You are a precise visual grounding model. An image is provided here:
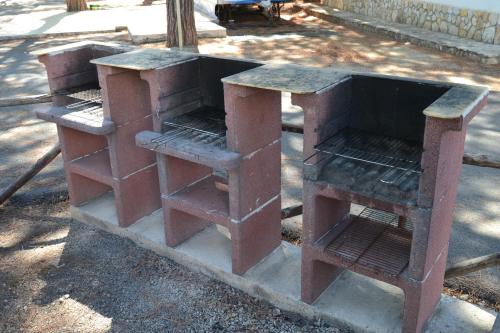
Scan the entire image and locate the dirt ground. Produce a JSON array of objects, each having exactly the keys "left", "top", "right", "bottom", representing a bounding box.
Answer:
[
  {"left": 1, "top": 4, "right": 499, "bottom": 332},
  {"left": 196, "top": 5, "right": 500, "bottom": 91},
  {"left": 0, "top": 199, "right": 345, "bottom": 333}
]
